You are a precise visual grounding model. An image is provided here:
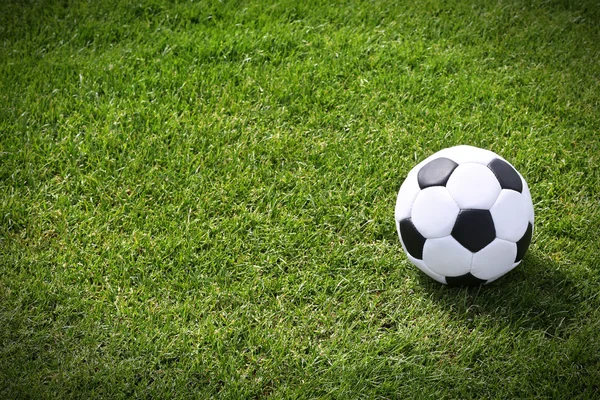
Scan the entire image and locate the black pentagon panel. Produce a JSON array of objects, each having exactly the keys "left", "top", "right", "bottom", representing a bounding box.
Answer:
[
  {"left": 488, "top": 158, "right": 523, "bottom": 193},
  {"left": 515, "top": 222, "right": 533, "bottom": 262},
  {"left": 417, "top": 157, "right": 459, "bottom": 189},
  {"left": 446, "top": 273, "right": 487, "bottom": 287},
  {"left": 451, "top": 210, "right": 496, "bottom": 253},
  {"left": 399, "top": 218, "right": 426, "bottom": 260}
]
